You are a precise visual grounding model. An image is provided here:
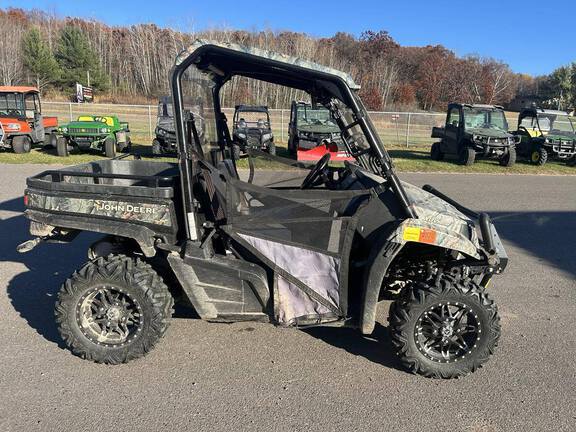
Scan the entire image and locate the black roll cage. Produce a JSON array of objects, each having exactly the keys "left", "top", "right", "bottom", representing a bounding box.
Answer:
[{"left": 170, "top": 43, "right": 417, "bottom": 240}]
